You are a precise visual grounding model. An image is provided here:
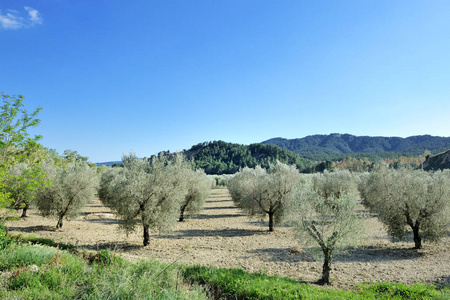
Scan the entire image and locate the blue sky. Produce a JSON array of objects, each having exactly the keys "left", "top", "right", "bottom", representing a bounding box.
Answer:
[{"left": 1, "top": 1, "right": 450, "bottom": 162}]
